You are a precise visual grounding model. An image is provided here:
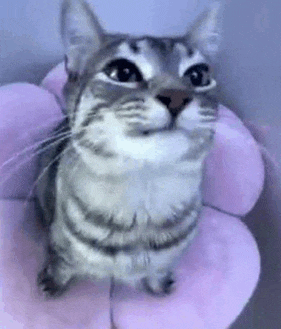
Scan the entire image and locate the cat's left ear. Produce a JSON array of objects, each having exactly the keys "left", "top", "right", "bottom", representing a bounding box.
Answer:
[
  {"left": 187, "top": 2, "right": 222, "bottom": 58},
  {"left": 61, "top": 0, "right": 105, "bottom": 80}
]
